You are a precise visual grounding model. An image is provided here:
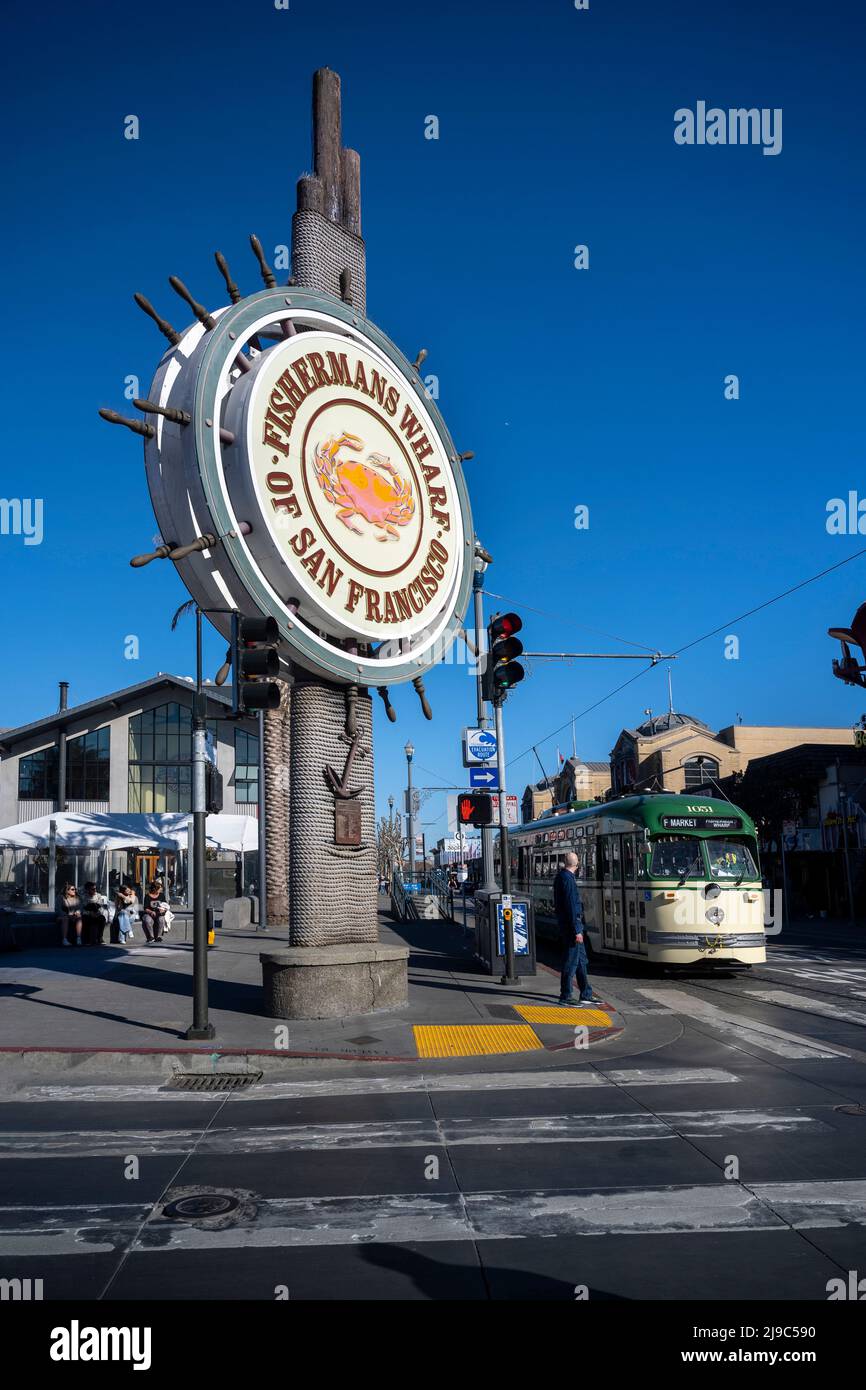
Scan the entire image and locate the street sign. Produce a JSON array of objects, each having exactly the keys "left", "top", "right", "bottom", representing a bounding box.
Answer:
[
  {"left": 489, "top": 794, "right": 519, "bottom": 826},
  {"left": 469, "top": 766, "right": 500, "bottom": 790},
  {"left": 463, "top": 728, "right": 498, "bottom": 765}
]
